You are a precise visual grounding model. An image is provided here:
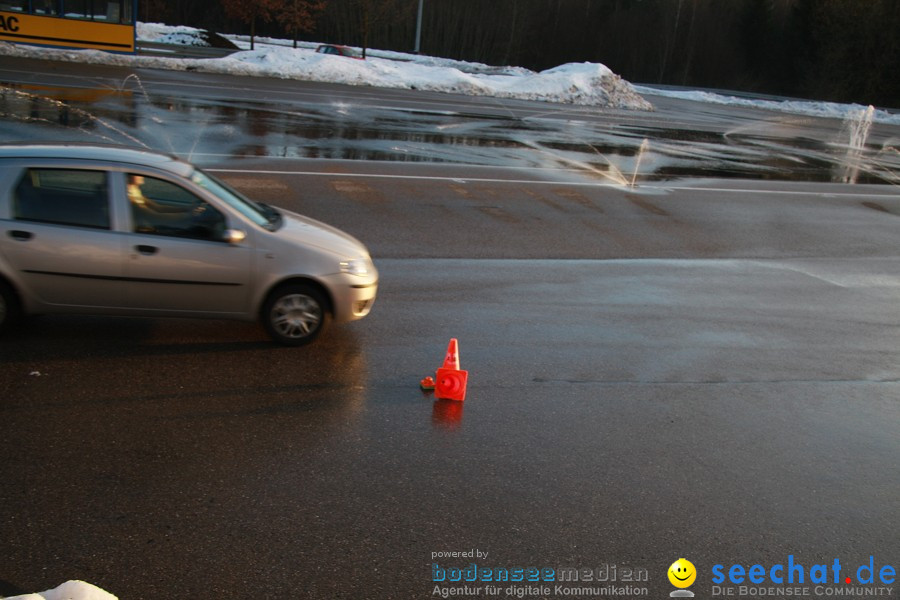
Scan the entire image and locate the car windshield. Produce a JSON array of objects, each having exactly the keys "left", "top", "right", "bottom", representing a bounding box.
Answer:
[{"left": 190, "top": 169, "right": 282, "bottom": 230}]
